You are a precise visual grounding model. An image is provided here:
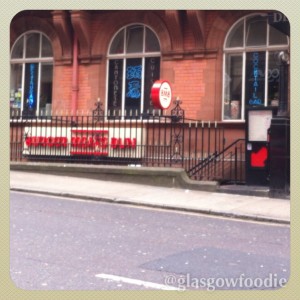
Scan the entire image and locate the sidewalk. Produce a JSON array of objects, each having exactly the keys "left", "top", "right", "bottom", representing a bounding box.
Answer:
[{"left": 10, "top": 170, "right": 290, "bottom": 224}]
